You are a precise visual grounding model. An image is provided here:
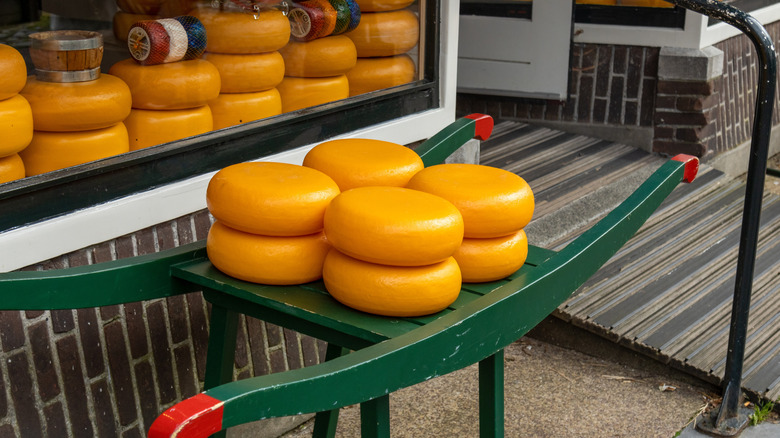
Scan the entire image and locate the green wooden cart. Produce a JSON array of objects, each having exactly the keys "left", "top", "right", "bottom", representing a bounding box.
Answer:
[{"left": 0, "top": 115, "right": 698, "bottom": 437}]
